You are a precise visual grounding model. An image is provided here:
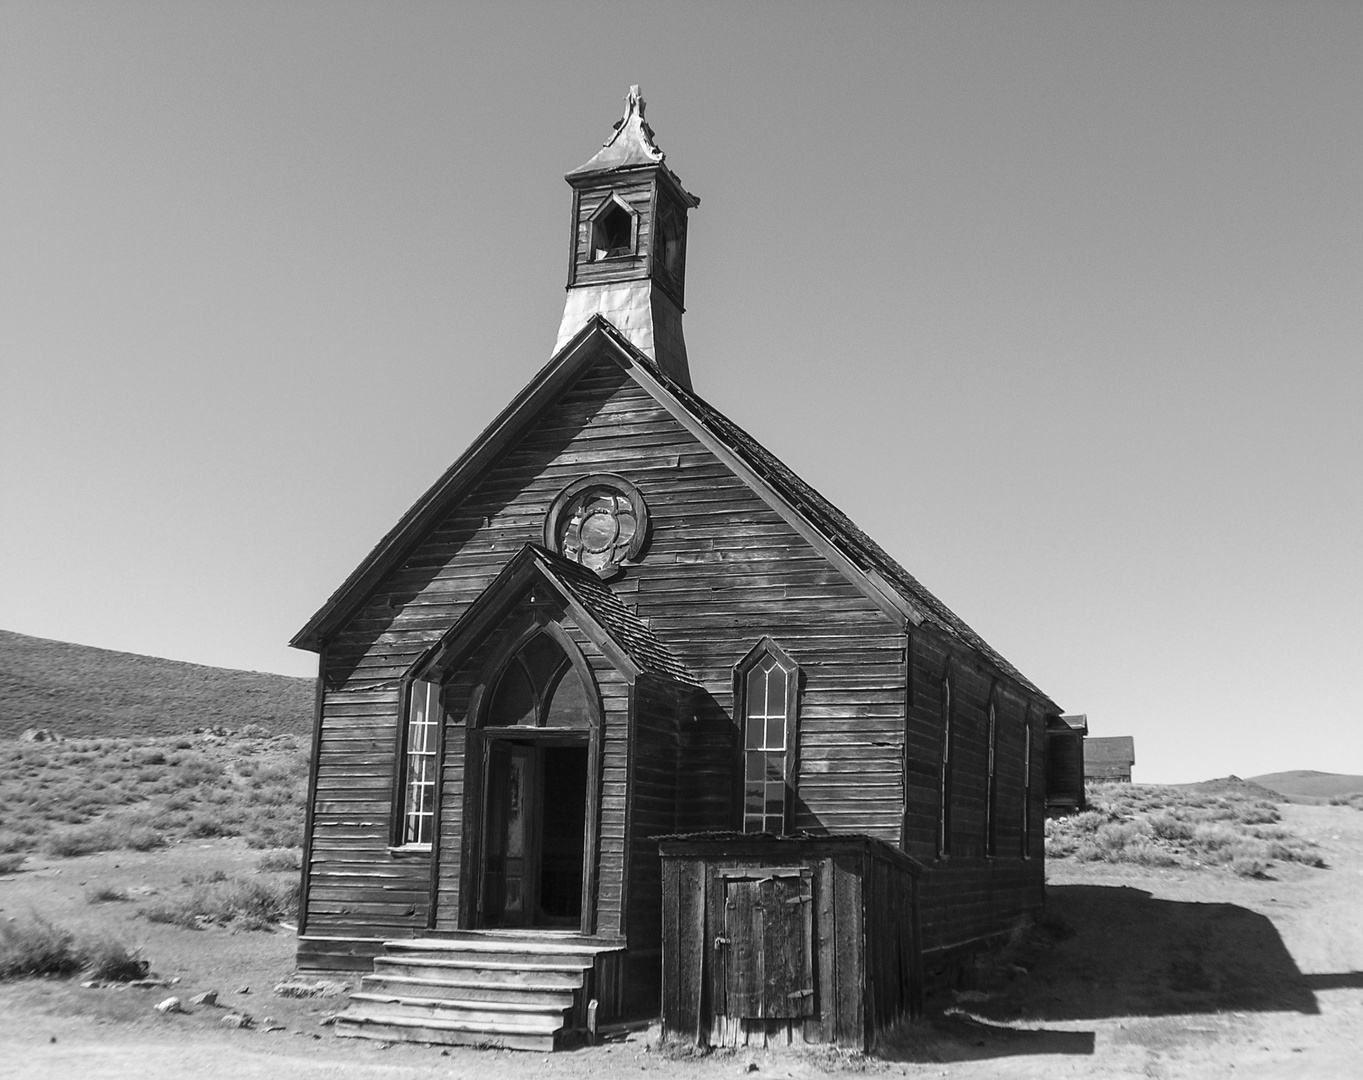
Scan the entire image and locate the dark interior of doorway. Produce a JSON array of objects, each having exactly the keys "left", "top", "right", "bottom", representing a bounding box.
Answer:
[{"left": 539, "top": 744, "right": 587, "bottom": 922}]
